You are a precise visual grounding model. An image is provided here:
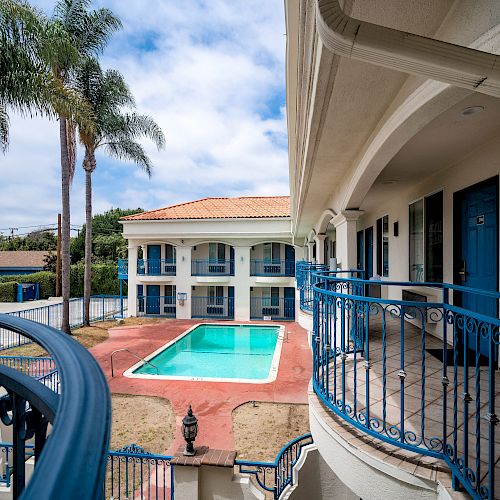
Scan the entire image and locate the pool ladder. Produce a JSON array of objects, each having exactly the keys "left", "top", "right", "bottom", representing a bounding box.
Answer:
[{"left": 110, "top": 348, "right": 160, "bottom": 377}]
